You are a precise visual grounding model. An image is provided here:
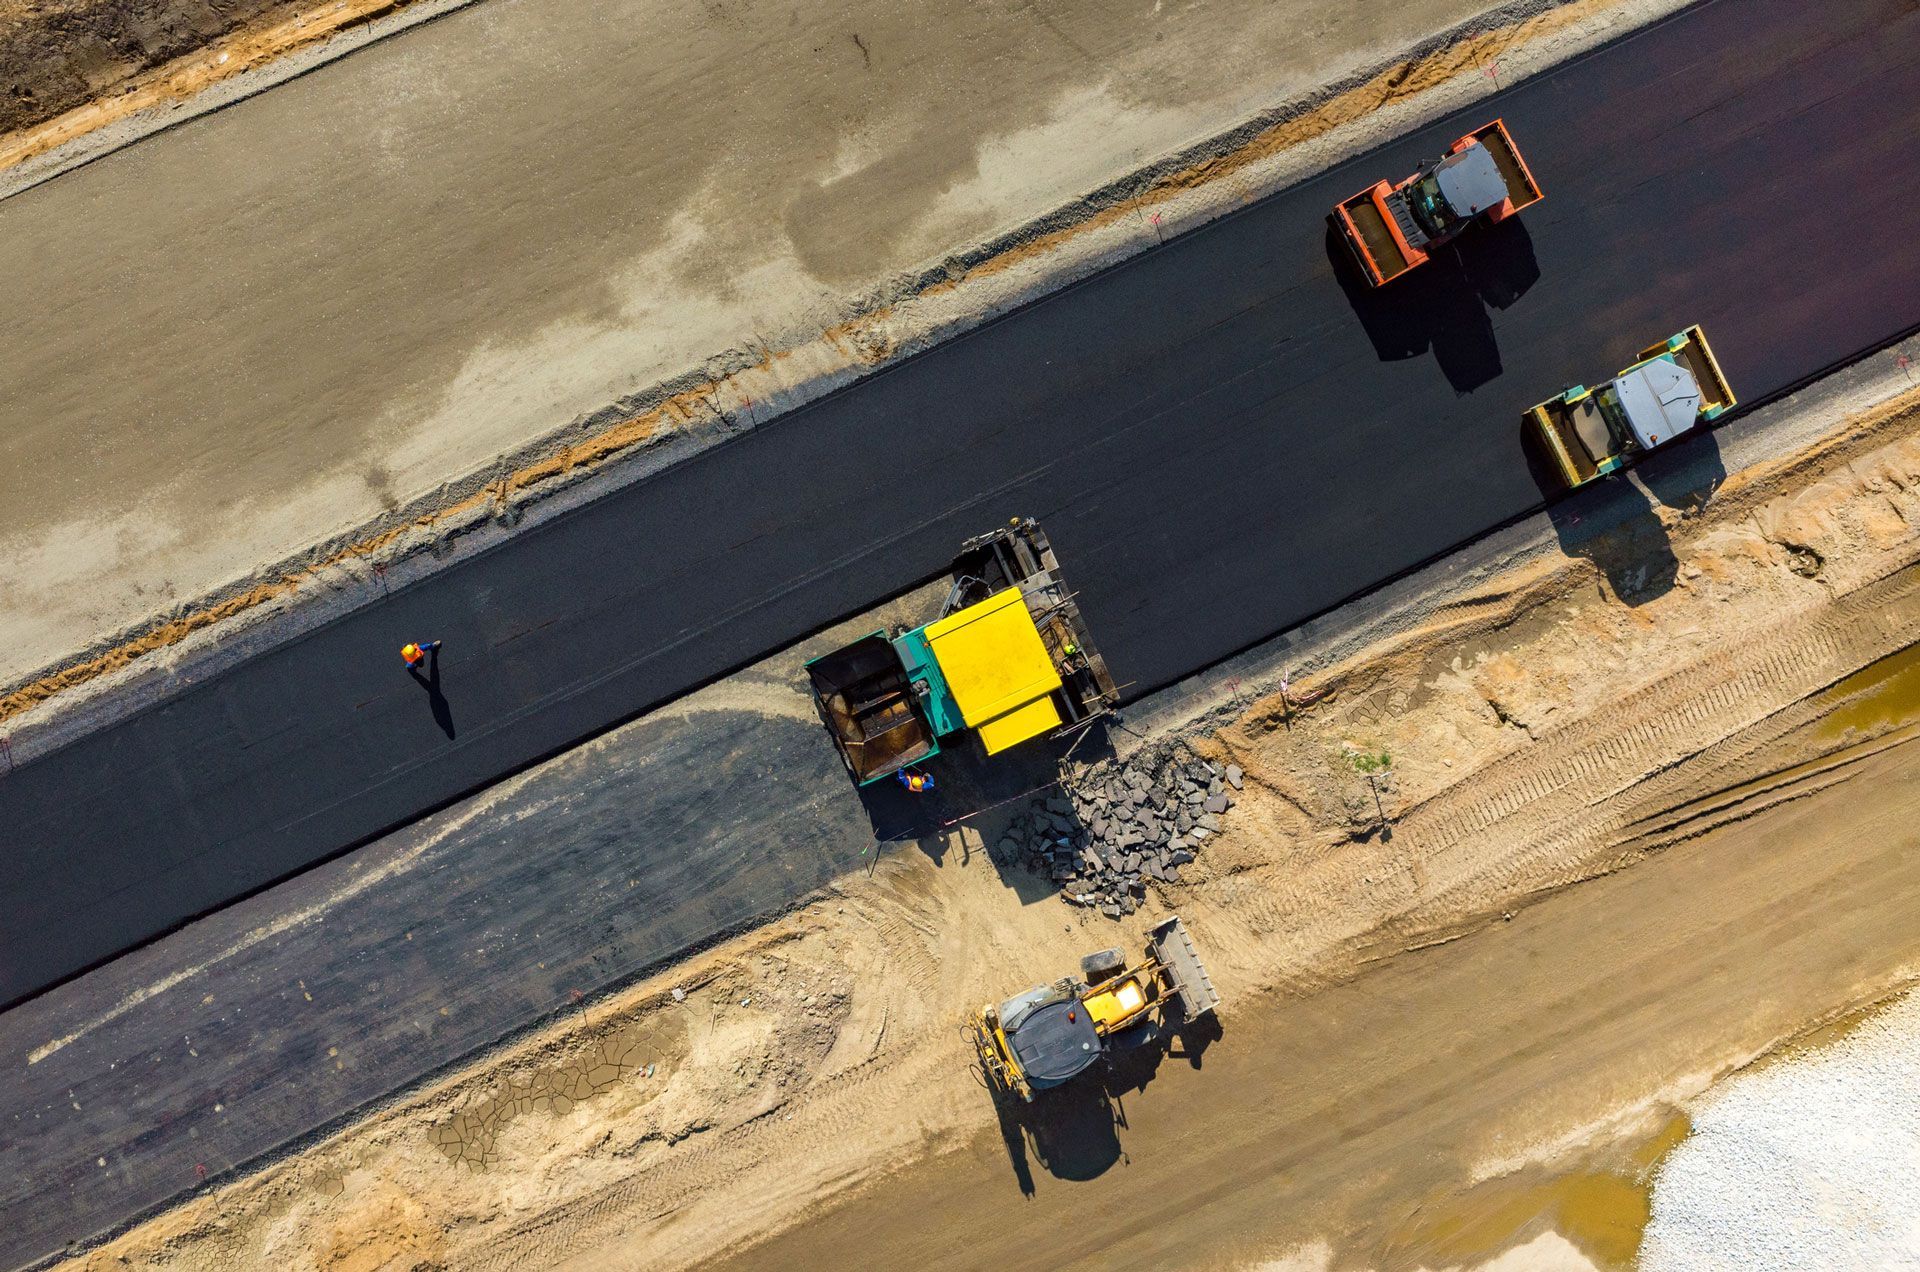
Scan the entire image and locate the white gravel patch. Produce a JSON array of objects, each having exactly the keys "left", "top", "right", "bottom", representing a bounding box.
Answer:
[{"left": 1643, "top": 991, "right": 1920, "bottom": 1271}]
